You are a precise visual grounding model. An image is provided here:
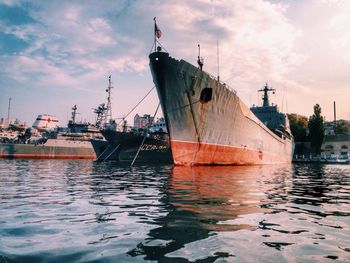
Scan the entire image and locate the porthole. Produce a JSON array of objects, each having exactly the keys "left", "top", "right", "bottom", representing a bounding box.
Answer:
[{"left": 200, "top": 87, "right": 212, "bottom": 103}]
